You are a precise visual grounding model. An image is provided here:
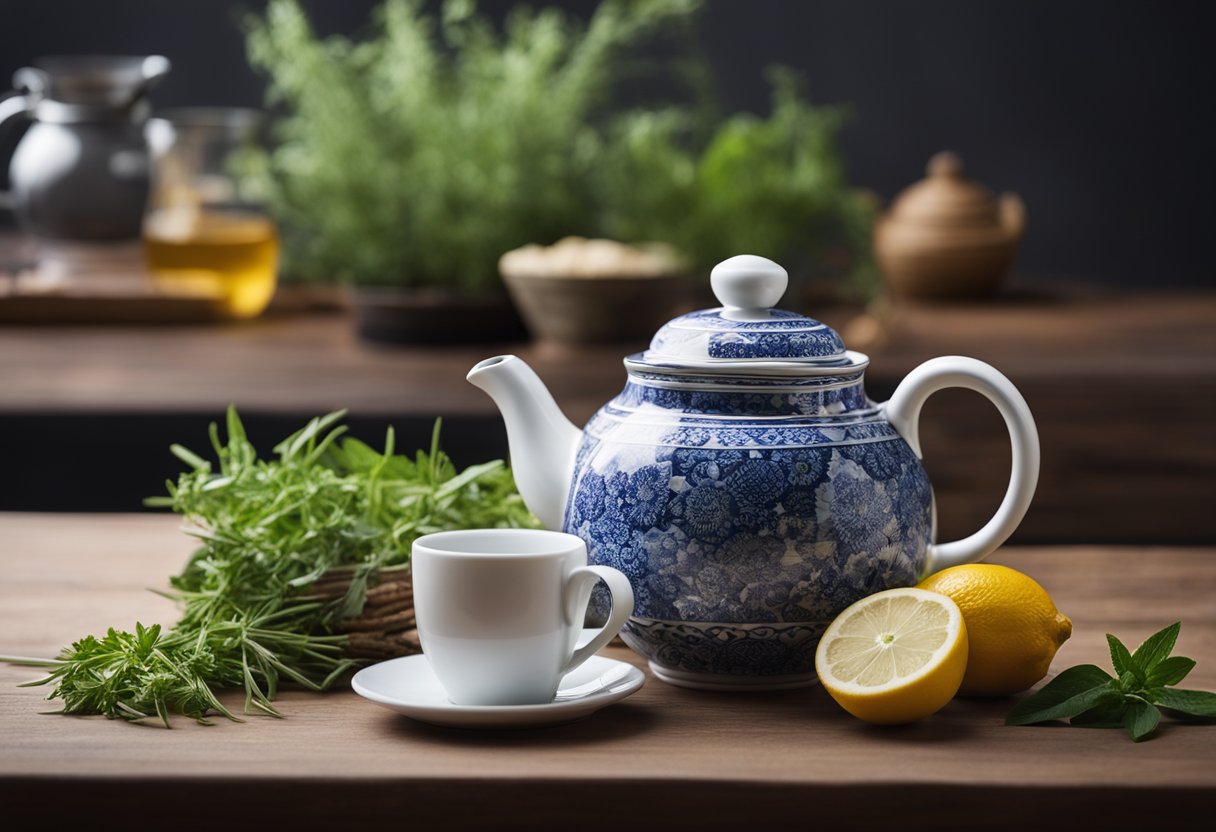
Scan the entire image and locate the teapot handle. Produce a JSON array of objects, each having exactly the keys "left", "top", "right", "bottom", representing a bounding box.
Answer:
[
  {"left": 1000, "top": 192, "right": 1026, "bottom": 240},
  {"left": 884, "top": 356, "right": 1040, "bottom": 575},
  {"left": 0, "top": 93, "right": 32, "bottom": 210}
]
